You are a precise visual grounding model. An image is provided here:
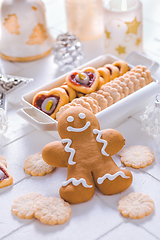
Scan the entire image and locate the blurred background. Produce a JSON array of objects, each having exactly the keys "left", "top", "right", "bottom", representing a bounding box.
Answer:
[{"left": 0, "top": 0, "right": 160, "bottom": 66}]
